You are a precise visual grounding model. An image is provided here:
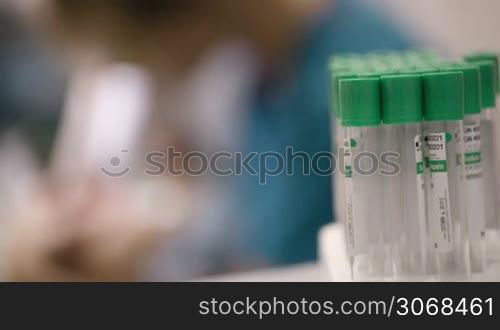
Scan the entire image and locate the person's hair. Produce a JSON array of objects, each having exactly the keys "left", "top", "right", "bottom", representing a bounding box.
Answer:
[
  {"left": 52, "top": 0, "right": 193, "bottom": 23},
  {"left": 44, "top": 0, "right": 203, "bottom": 58},
  {"left": 42, "top": 0, "right": 304, "bottom": 69}
]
